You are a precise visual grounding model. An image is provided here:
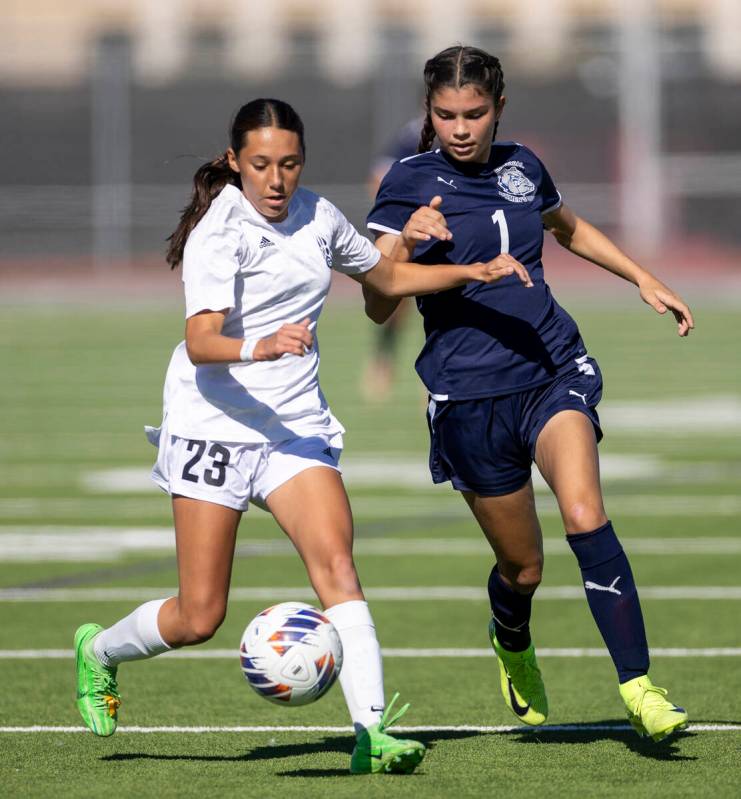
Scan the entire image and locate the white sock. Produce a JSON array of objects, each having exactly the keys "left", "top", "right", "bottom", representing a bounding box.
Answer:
[
  {"left": 324, "top": 599, "right": 385, "bottom": 733},
  {"left": 93, "top": 598, "right": 172, "bottom": 667}
]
